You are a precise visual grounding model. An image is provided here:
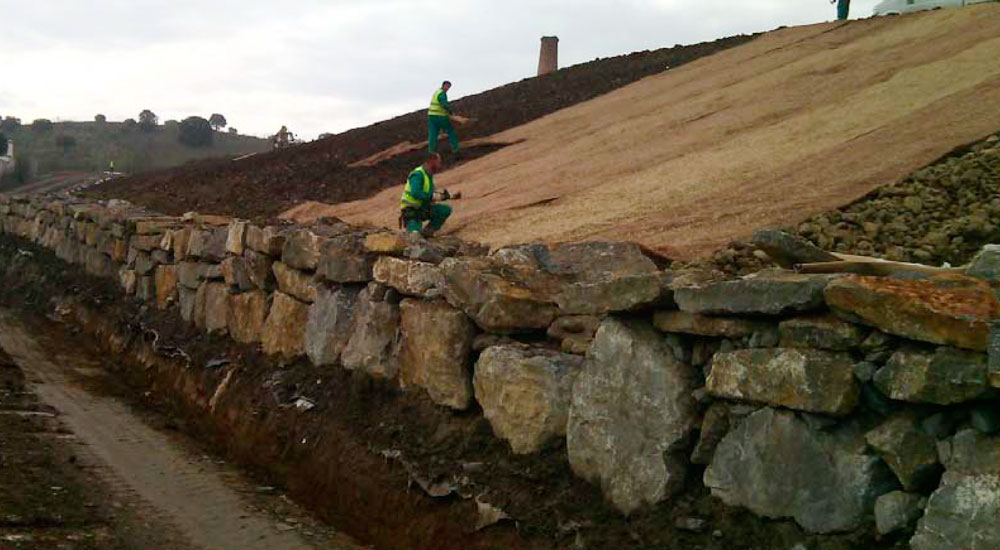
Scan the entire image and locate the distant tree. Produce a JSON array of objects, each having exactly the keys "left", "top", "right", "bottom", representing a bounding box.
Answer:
[
  {"left": 31, "top": 119, "right": 54, "bottom": 133},
  {"left": 138, "top": 109, "right": 158, "bottom": 132},
  {"left": 121, "top": 118, "right": 138, "bottom": 132},
  {"left": 0, "top": 133, "right": 8, "bottom": 155},
  {"left": 228, "top": 127, "right": 238, "bottom": 135},
  {"left": 0, "top": 117, "right": 21, "bottom": 133},
  {"left": 54, "top": 134, "right": 77, "bottom": 153},
  {"left": 164, "top": 119, "right": 180, "bottom": 131},
  {"left": 208, "top": 113, "right": 227, "bottom": 131},
  {"left": 178, "top": 116, "right": 214, "bottom": 148},
  {"left": 94, "top": 114, "right": 107, "bottom": 123}
]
